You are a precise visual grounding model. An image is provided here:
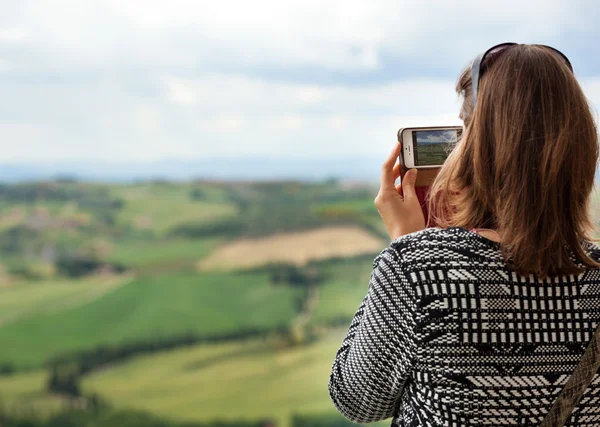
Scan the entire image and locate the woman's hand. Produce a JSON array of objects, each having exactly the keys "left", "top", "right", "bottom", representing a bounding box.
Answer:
[{"left": 374, "top": 142, "right": 426, "bottom": 240}]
